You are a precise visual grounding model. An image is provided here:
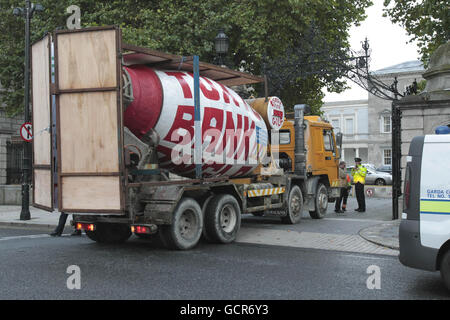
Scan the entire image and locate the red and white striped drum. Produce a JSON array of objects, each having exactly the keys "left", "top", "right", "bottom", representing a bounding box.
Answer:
[{"left": 123, "top": 65, "right": 280, "bottom": 178}]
